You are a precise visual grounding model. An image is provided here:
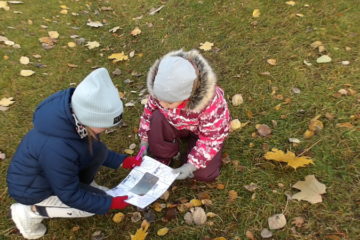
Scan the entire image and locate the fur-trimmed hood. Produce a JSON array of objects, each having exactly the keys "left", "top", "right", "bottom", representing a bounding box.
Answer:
[{"left": 147, "top": 49, "right": 217, "bottom": 112}]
